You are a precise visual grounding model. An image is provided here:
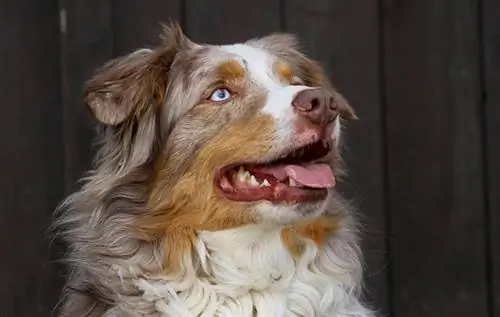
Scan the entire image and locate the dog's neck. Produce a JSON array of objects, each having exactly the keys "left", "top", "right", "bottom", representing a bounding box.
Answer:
[{"left": 132, "top": 220, "right": 373, "bottom": 317}]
